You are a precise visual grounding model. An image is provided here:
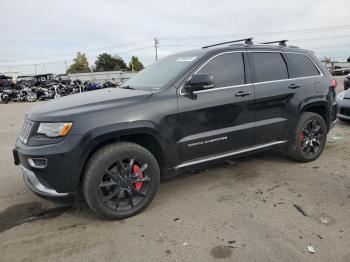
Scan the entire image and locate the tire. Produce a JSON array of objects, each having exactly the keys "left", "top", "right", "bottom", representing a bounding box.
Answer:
[
  {"left": 26, "top": 92, "right": 37, "bottom": 102},
  {"left": 284, "top": 112, "right": 327, "bottom": 162},
  {"left": 1, "top": 94, "right": 9, "bottom": 104},
  {"left": 83, "top": 142, "right": 160, "bottom": 220}
]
